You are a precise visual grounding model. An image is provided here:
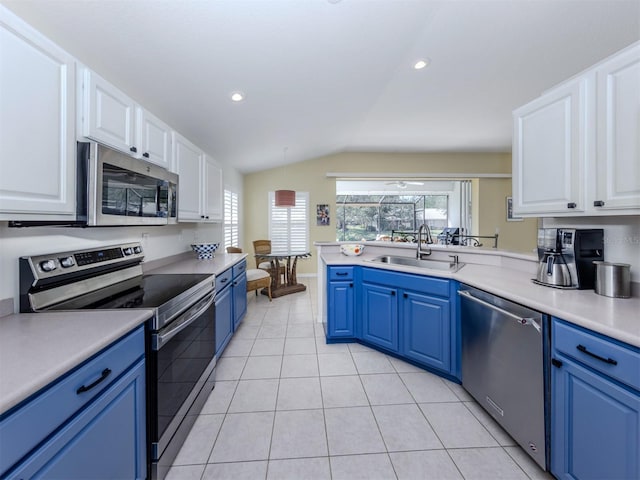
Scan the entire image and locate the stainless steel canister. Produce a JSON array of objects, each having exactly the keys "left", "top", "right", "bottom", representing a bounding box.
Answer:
[{"left": 593, "top": 261, "right": 631, "bottom": 298}]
